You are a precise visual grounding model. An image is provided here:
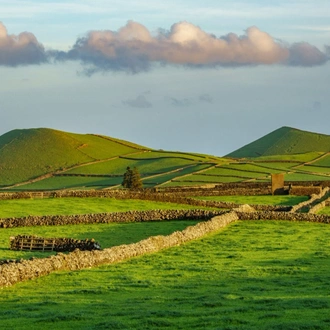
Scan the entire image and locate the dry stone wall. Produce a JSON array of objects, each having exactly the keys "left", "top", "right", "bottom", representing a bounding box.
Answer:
[
  {"left": 0, "top": 209, "right": 225, "bottom": 228},
  {"left": 1, "top": 207, "right": 330, "bottom": 287},
  {"left": 0, "top": 211, "right": 239, "bottom": 287}
]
